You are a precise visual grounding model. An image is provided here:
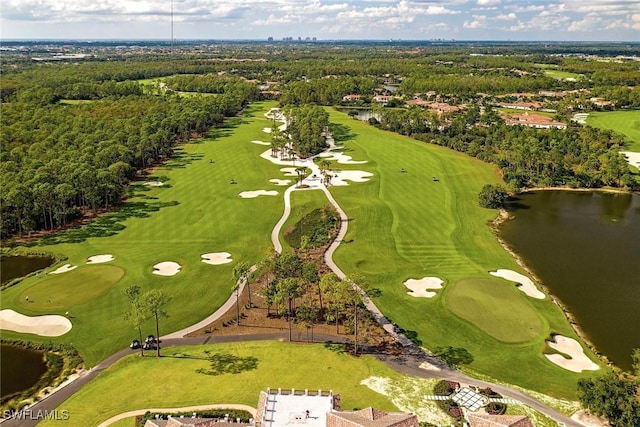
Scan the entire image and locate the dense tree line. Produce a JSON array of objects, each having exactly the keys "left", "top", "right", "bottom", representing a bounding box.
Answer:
[
  {"left": 283, "top": 105, "right": 330, "bottom": 157},
  {"left": 372, "top": 106, "right": 638, "bottom": 190},
  {"left": 1, "top": 87, "right": 255, "bottom": 239}
]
